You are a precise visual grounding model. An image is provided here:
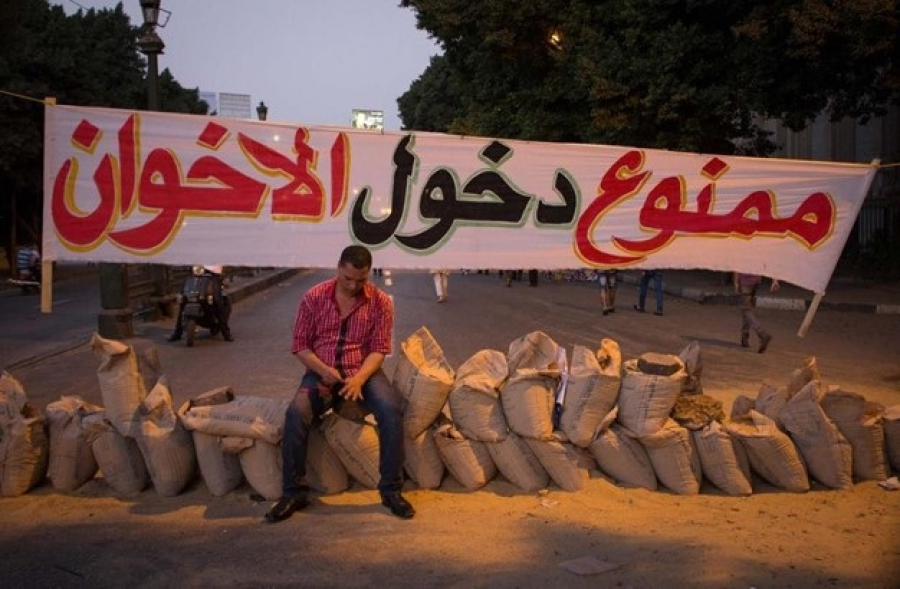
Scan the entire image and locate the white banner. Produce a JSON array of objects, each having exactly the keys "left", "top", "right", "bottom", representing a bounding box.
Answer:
[{"left": 44, "top": 105, "right": 876, "bottom": 293}]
